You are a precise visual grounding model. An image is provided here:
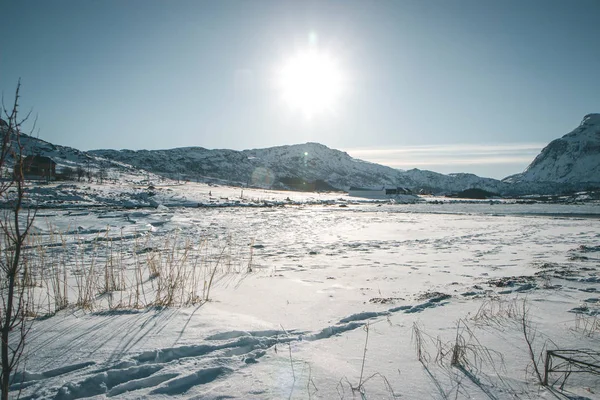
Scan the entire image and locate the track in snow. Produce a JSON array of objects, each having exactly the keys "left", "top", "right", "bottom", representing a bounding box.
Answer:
[{"left": 15, "top": 294, "right": 451, "bottom": 399}]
